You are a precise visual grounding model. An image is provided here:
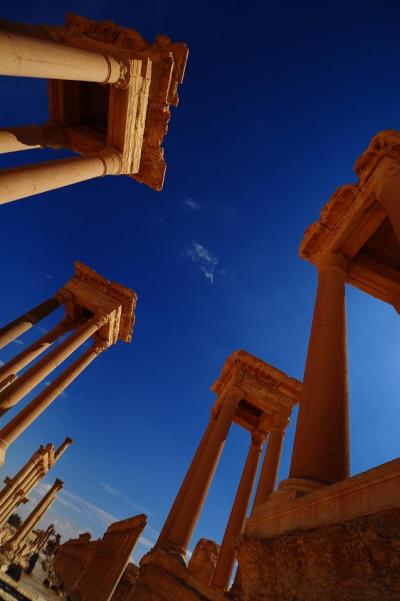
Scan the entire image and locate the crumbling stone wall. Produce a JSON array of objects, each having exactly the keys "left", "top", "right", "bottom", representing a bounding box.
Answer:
[{"left": 237, "top": 509, "right": 400, "bottom": 601}]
